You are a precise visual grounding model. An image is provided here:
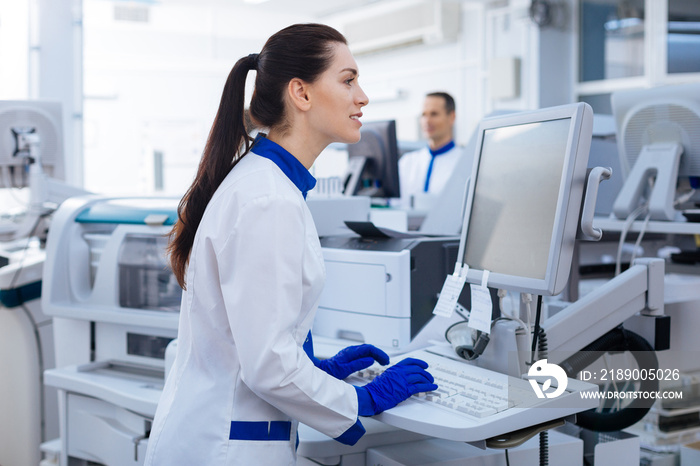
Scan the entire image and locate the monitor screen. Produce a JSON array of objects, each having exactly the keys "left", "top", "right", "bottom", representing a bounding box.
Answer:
[
  {"left": 457, "top": 103, "right": 594, "bottom": 296},
  {"left": 344, "top": 120, "right": 400, "bottom": 198}
]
